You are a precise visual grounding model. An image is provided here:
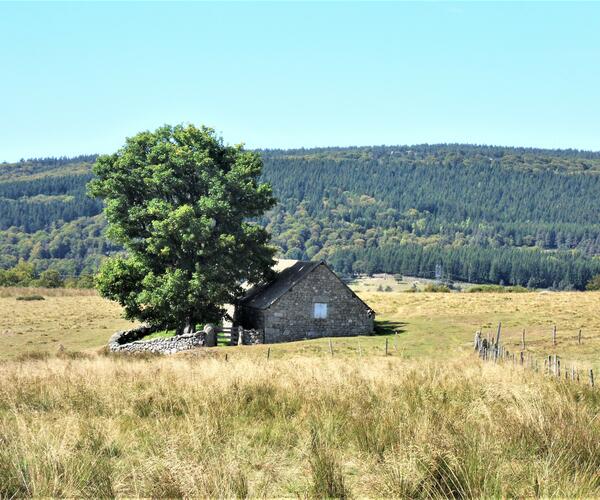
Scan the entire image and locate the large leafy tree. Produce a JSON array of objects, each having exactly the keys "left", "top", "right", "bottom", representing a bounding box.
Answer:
[{"left": 88, "top": 124, "right": 276, "bottom": 333}]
